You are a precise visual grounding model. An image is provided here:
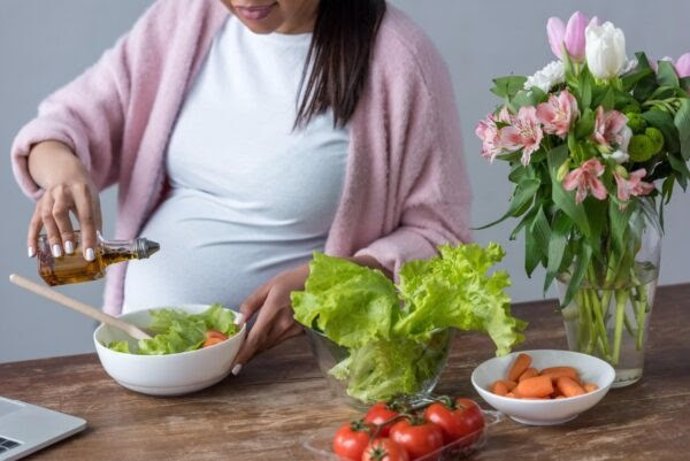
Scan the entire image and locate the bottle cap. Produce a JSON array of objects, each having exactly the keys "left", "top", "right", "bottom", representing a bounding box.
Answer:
[{"left": 136, "top": 238, "right": 160, "bottom": 259}]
